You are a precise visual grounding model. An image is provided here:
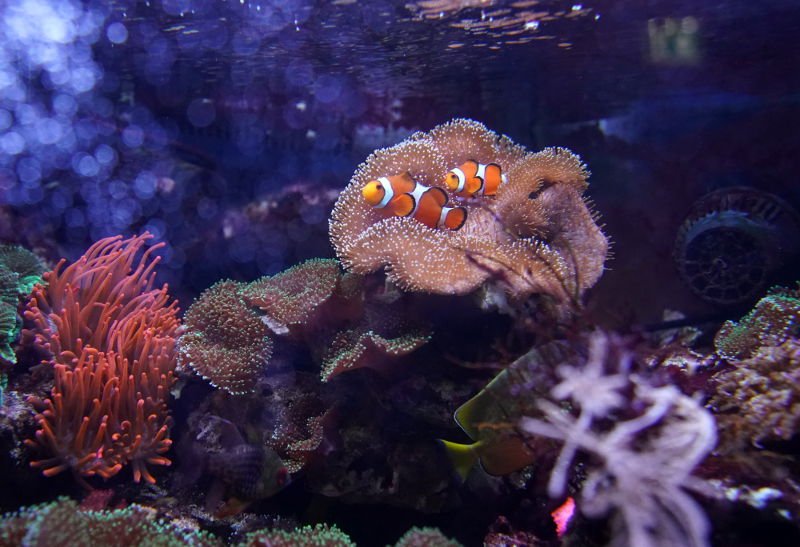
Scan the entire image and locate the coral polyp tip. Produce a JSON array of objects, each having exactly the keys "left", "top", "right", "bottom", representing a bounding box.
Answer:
[{"left": 329, "top": 118, "right": 607, "bottom": 302}]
